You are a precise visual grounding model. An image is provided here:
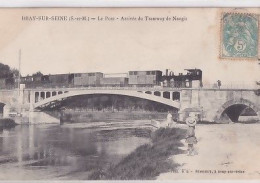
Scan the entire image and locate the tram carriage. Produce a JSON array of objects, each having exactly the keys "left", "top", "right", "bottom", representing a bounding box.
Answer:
[{"left": 128, "top": 70, "right": 162, "bottom": 87}]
